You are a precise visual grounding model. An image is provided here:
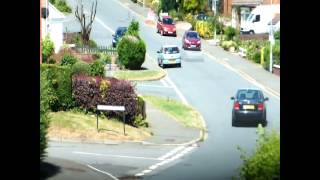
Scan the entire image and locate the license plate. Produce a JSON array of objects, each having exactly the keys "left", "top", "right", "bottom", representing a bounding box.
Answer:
[
  {"left": 169, "top": 59, "right": 175, "bottom": 63},
  {"left": 168, "top": 31, "right": 173, "bottom": 34},
  {"left": 243, "top": 105, "right": 255, "bottom": 110},
  {"left": 191, "top": 45, "right": 196, "bottom": 48}
]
